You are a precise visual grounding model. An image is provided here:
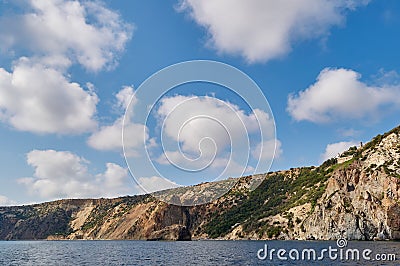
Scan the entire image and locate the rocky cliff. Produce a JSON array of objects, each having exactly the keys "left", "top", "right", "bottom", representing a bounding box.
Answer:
[
  {"left": 299, "top": 127, "right": 400, "bottom": 240},
  {"left": 1, "top": 125, "right": 400, "bottom": 241}
]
